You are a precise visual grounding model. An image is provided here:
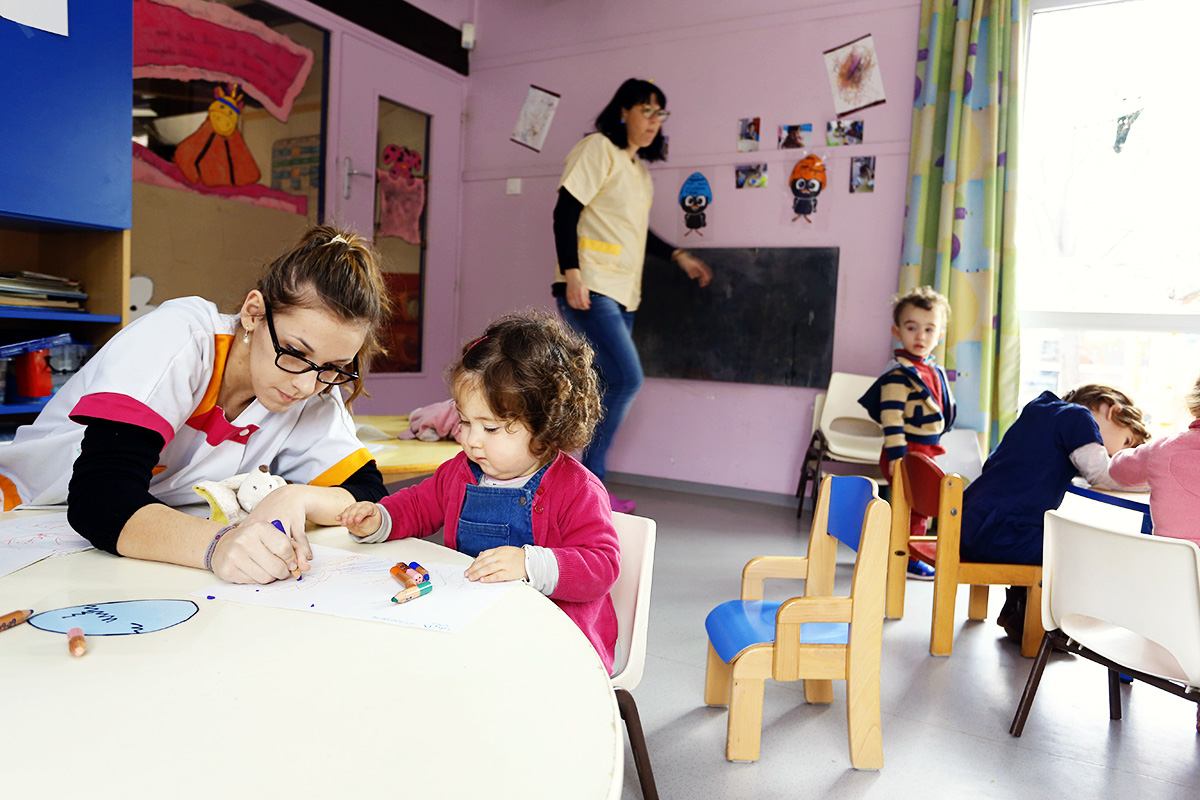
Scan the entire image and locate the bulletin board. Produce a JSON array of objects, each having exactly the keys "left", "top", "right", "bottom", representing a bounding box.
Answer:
[{"left": 633, "top": 247, "right": 838, "bottom": 388}]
